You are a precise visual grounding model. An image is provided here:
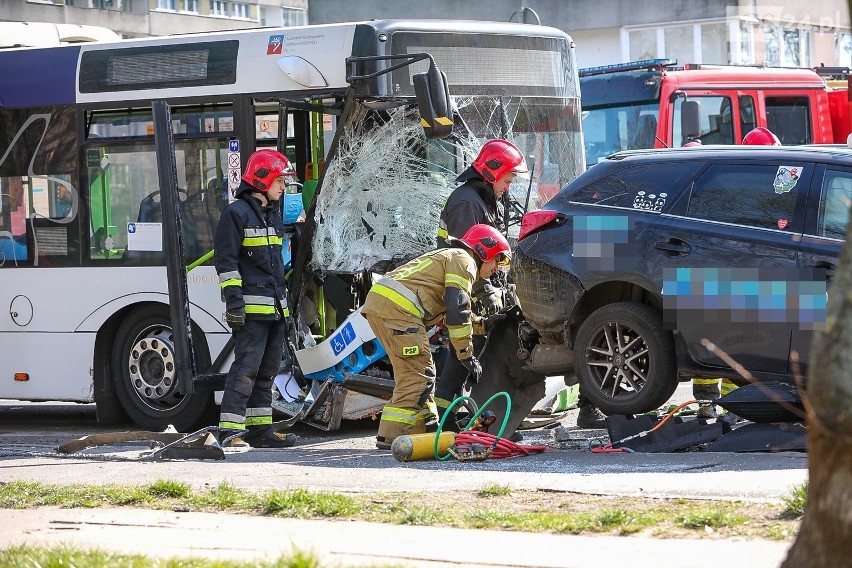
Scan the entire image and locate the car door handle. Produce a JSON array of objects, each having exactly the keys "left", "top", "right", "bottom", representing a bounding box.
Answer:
[
  {"left": 812, "top": 261, "right": 836, "bottom": 279},
  {"left": 654, "top": 239, "right": 692, "bottom": 256}
]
